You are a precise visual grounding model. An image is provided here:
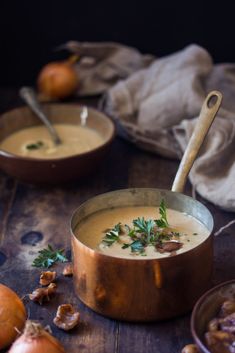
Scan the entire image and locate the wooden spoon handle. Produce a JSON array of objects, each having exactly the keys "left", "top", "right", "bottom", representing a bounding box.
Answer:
[{"left": 171, "top": 90, "right": 223, "bottom": 193}]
